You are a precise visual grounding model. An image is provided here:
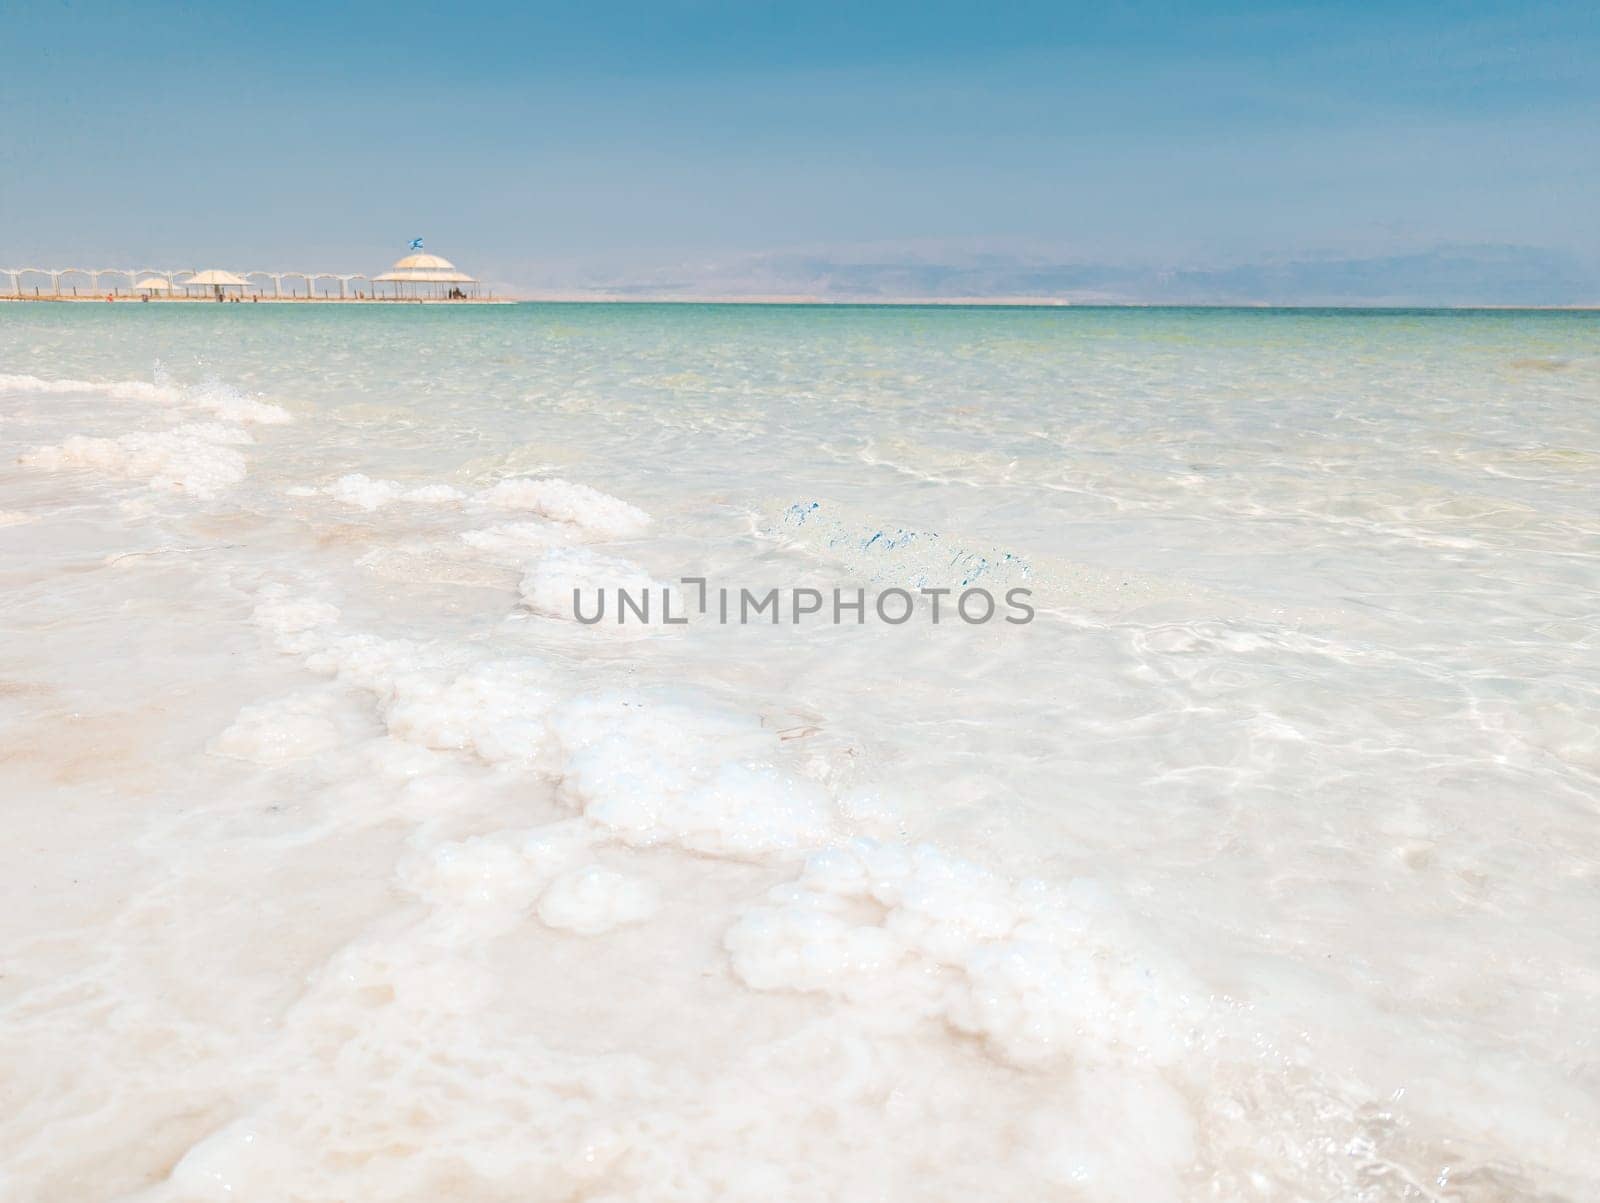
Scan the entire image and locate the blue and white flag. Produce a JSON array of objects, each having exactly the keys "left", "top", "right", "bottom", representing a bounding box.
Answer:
[{"left": 409, "top": 238, "right": 424, "bottom": 250}]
